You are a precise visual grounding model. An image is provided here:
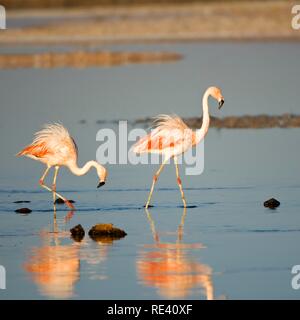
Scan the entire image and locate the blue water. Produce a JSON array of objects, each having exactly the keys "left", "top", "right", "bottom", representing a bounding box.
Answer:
[{"left": 0, "top": 42, "right": 300, "bottom": 299}]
